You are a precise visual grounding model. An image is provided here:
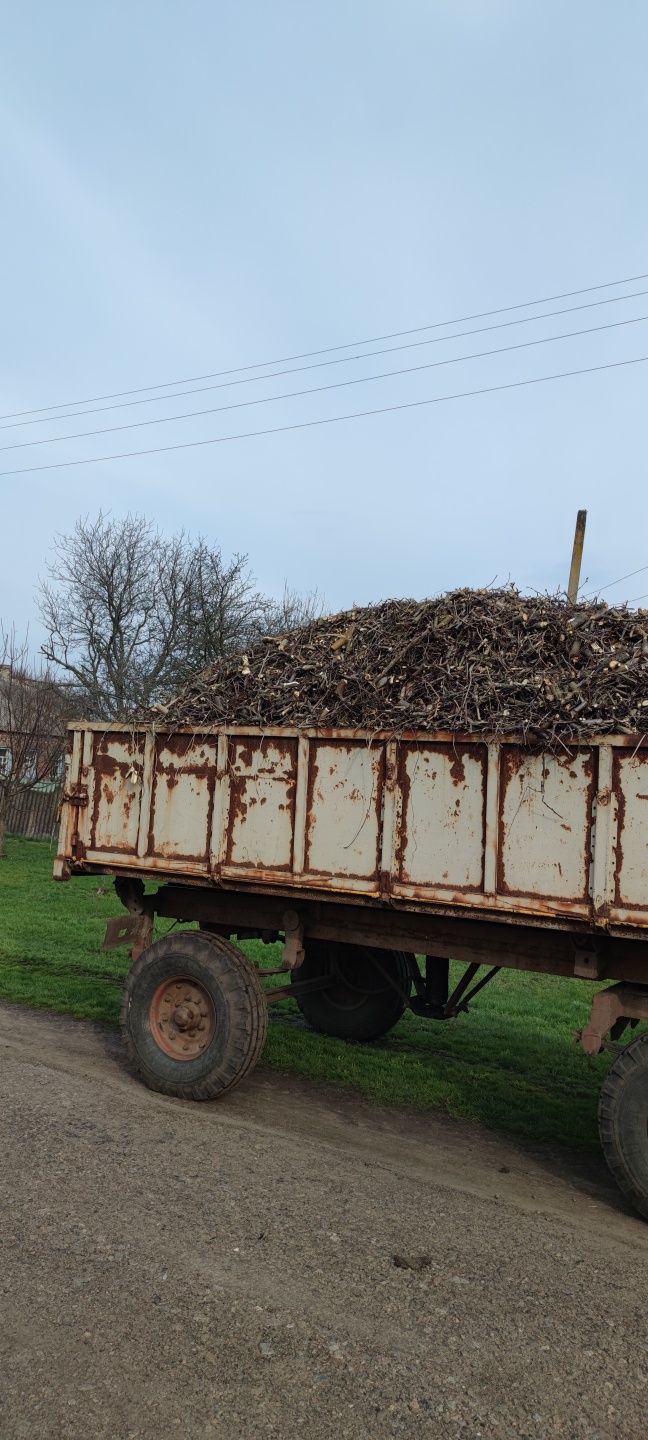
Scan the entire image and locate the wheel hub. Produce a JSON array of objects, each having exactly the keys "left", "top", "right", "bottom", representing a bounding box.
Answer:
[{"left": 149, "top": 978, "right": 216, "bottom": 1060}]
